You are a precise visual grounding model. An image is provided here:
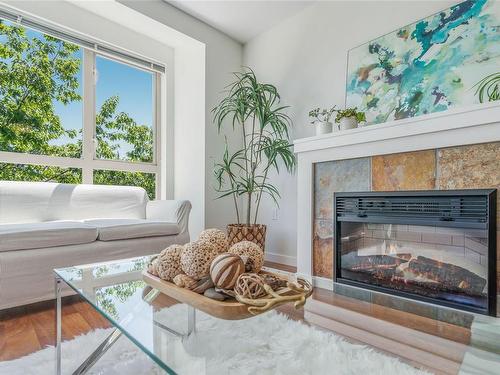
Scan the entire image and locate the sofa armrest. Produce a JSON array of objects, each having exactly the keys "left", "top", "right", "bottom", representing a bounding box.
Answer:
[{"left": 146, "top": 200, "right": 192, "bottom": 236}]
